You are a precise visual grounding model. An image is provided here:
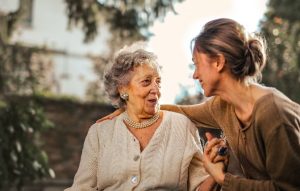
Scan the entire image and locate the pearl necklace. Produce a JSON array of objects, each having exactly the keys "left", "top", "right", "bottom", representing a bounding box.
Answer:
[{"left": 124, "top": 111, "right": 160, "bottom": 129}]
